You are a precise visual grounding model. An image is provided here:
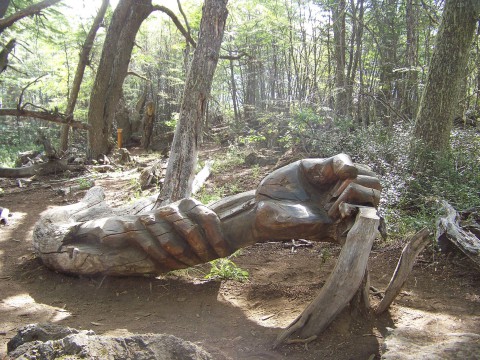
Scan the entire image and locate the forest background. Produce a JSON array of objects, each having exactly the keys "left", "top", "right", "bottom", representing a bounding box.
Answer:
[{"left": 0, "top": 0, "right": 479, "bottom": 239}]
